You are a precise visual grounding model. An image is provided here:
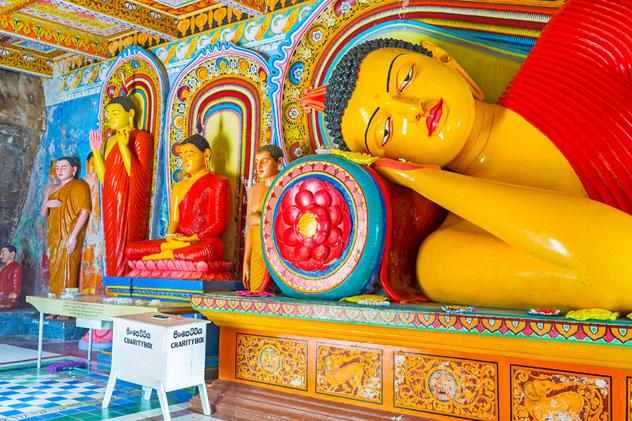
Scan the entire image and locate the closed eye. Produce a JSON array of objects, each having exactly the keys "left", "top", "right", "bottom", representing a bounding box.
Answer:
[{"left": 398, "top": 65, "right": 414, "bottom": 93}]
